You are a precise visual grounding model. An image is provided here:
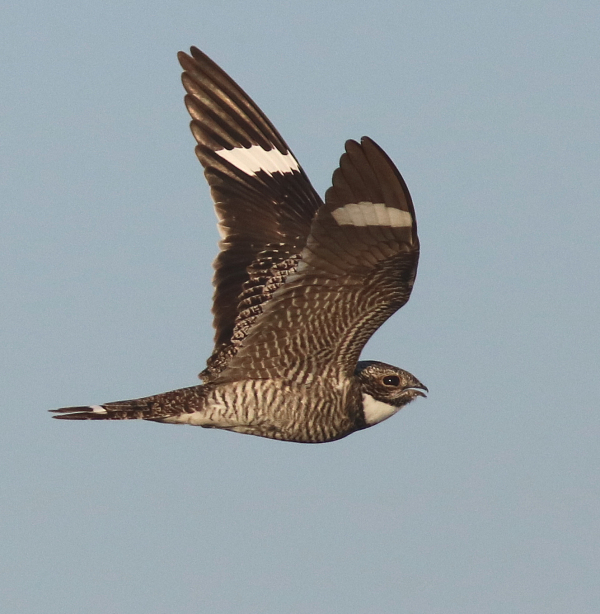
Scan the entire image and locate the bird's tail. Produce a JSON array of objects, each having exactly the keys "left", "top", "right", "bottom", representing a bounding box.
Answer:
[
  {"left": 50, "top": 386, "right": 203, "bottom": 421},
  {"left": 51, "top": 400, "right": 154, "bottom": 420}
]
